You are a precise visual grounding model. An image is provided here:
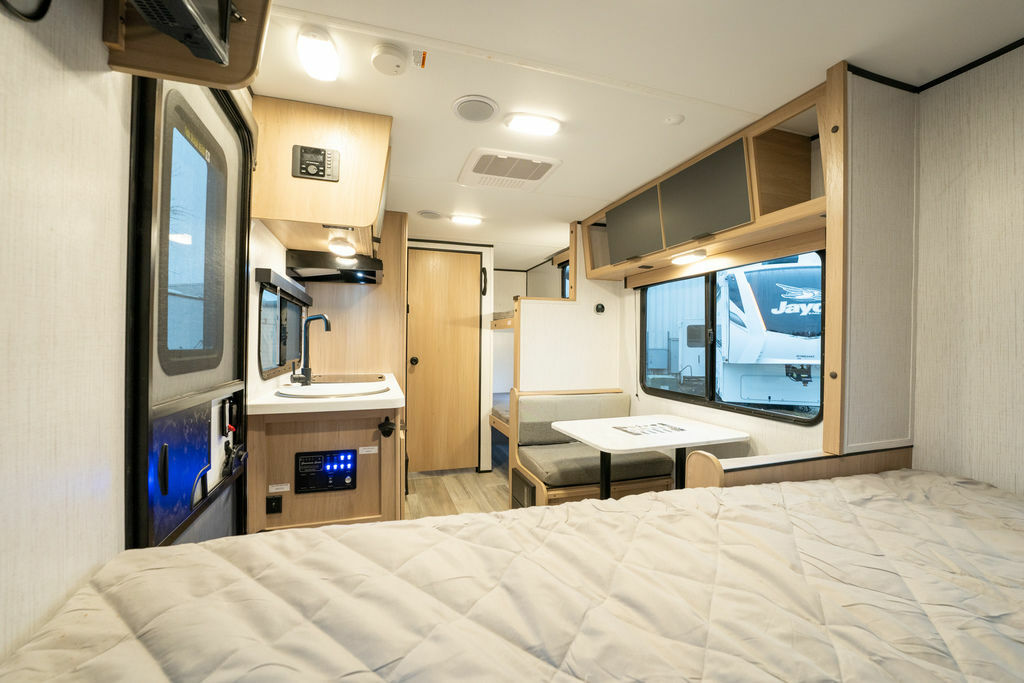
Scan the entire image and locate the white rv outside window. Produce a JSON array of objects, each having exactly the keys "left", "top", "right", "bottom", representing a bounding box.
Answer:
[{"left": 641, "top": 251, "right": 823, "bottom": 423}]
